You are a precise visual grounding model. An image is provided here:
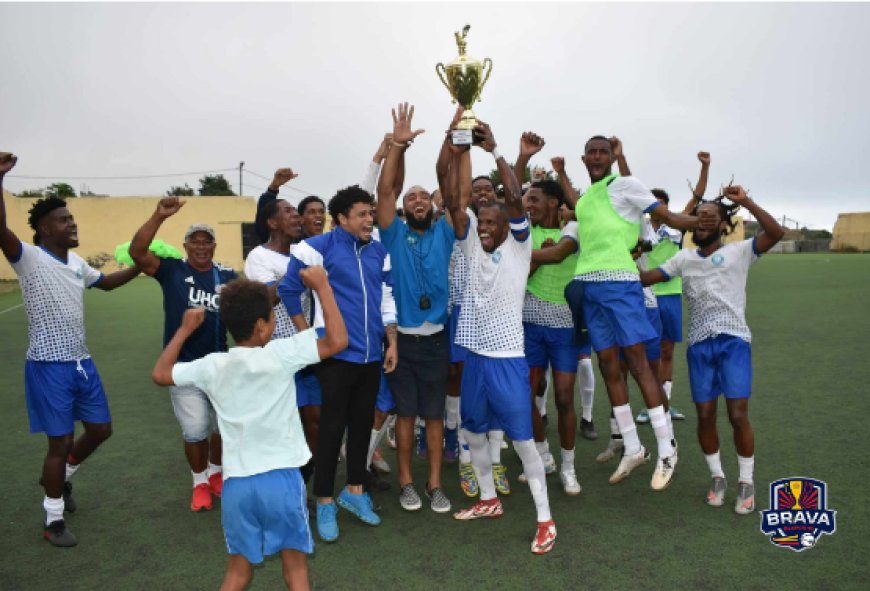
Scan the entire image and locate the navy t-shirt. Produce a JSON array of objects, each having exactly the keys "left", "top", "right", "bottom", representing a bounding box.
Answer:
[{"left": 153, "top": 257, "right": 238, "bottom": 362}]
